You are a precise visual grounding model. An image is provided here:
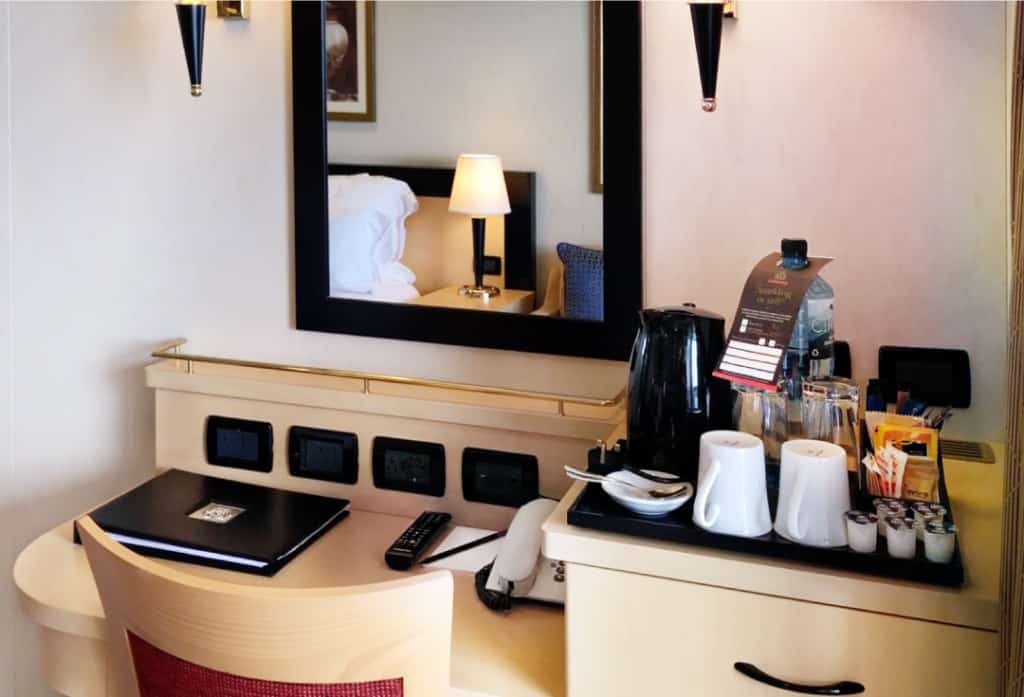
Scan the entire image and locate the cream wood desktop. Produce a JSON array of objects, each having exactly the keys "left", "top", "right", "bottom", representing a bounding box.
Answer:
[
  {"left": 20, "top": 449, "right": 1001, "bottom": 697},
  {"left": 17, "top": 507, "right": 564, "bottom": 697},
  {"left": 543, "top": 449, "right": 1004, "bottom": 697}
]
